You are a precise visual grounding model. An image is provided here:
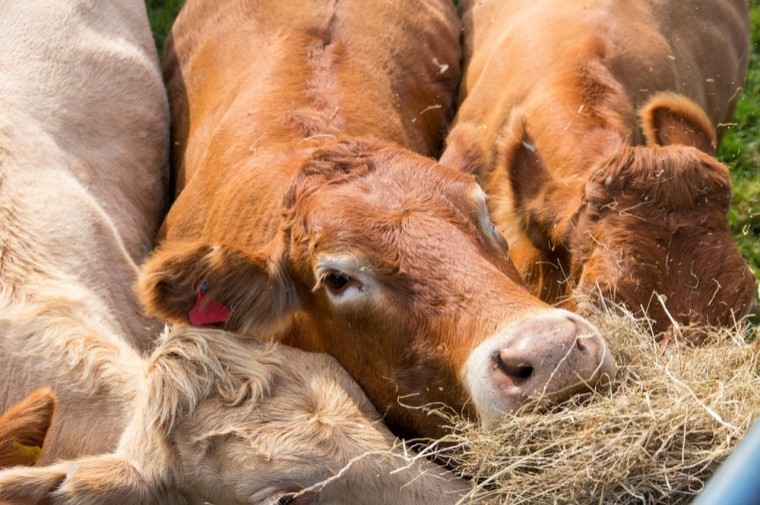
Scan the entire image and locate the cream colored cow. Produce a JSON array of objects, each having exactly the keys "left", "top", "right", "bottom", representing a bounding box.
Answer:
[{"left": 0, "top": 0, "right": 168, "bottom": 461}]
